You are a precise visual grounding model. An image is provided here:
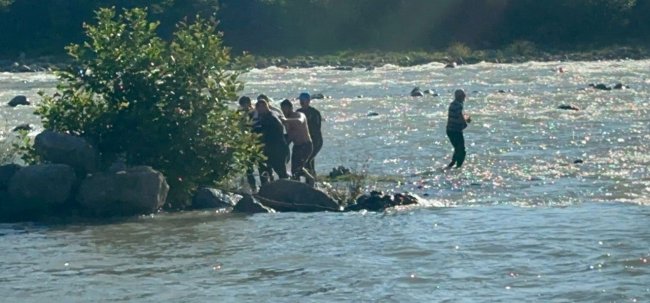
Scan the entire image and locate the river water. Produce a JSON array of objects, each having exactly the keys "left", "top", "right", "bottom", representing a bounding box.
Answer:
[{"left": 1, "top": 61, "right": 649, "bottom": 302}]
